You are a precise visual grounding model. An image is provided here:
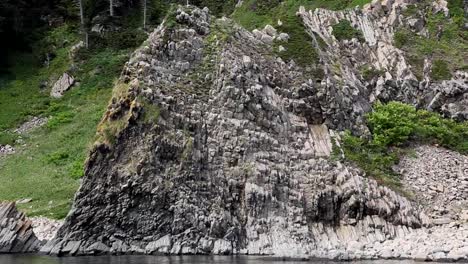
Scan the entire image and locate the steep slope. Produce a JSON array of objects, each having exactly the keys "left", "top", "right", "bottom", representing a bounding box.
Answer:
[{"left": 45, "top": 2, "right": 468, "bottom": 261}]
